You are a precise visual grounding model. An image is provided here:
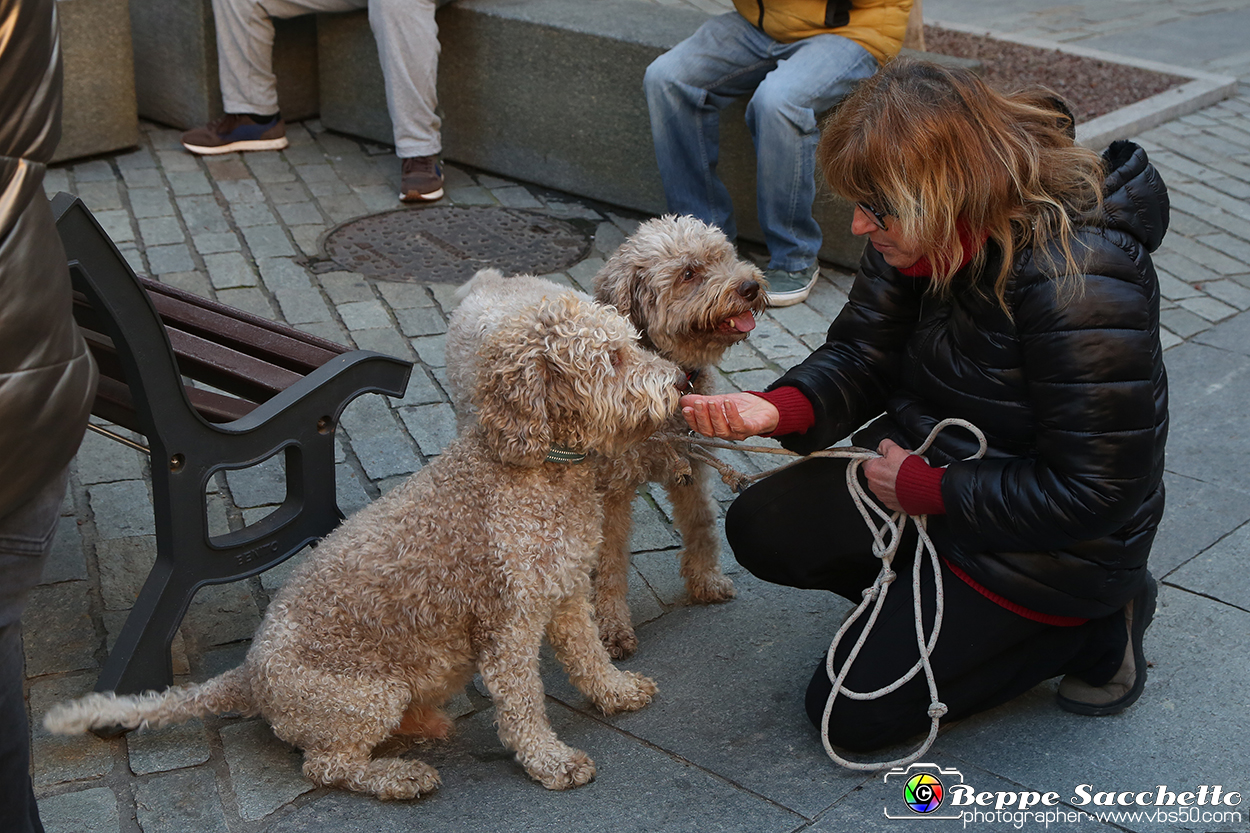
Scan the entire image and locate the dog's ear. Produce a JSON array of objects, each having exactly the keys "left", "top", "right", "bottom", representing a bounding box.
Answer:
[
  {"left": 593, "top": 247, "right": 632, "bottom": 315},
  {"left": 473, "top": 308, "right": 552, "bottom": 466},
  {"left": 594, "top": 237, "right": 652, "bottom": 338}
]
